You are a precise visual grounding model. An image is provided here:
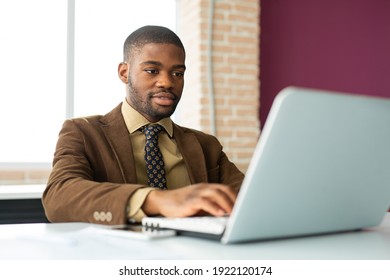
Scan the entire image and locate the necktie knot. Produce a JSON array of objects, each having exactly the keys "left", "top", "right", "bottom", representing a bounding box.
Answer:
[{"left": 142, "top": 124, "right": 164, "bottom": 140}]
